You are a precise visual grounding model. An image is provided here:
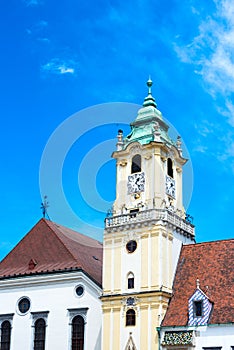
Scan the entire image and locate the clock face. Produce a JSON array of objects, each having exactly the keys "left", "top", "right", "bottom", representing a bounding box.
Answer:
[
  {"left": 127, "top": 172, "right": 145, "bottom": 194},
  {"left": 166, "top": 175, "right": 176, "bottom": 198}
]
